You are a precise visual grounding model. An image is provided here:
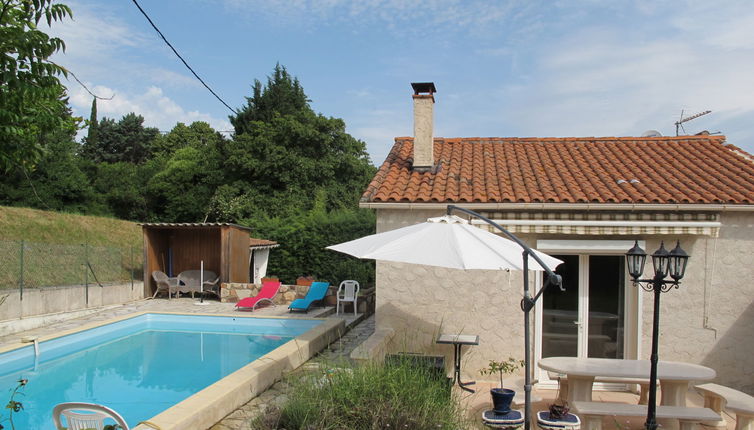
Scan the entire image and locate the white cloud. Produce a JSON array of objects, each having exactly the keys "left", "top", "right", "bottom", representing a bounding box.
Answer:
[{"left": 68, "top": 84, "right": 232, "bottom": 133}]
